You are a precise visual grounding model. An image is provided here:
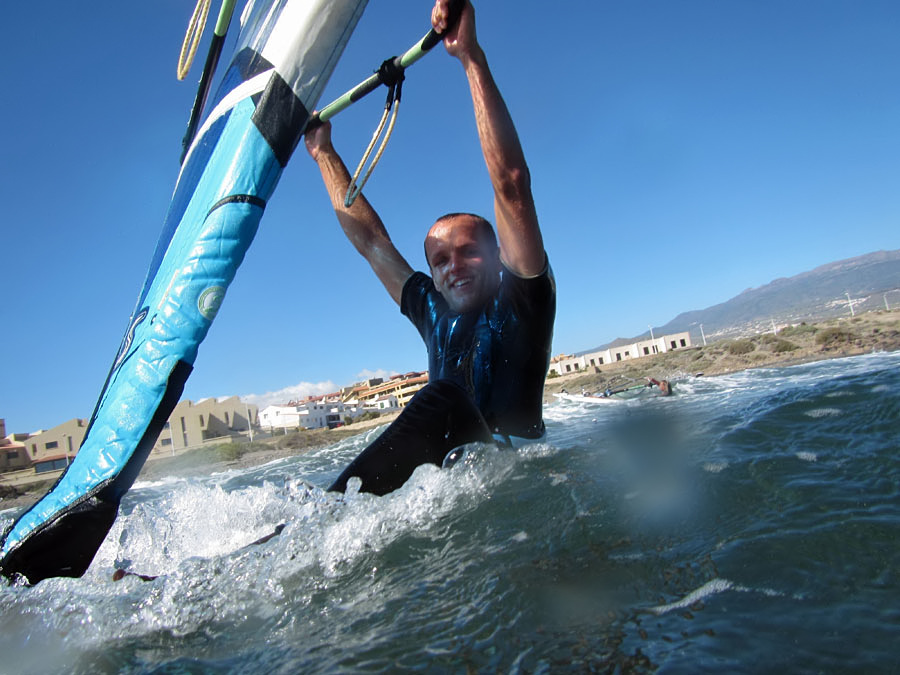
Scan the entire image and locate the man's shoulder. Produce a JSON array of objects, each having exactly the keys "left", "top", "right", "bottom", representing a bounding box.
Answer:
[
  {"left": 402, "top": 271, "right": 435, "bottom": 308},
  {"left": 401, "top": 271, "right": 444, "bottom": 327},
  {"left": 403, "top": 270, "right": 433, "bottom": 293},
  {"left": 498, "top": 257, "right": 555, "bottom": 303}
]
